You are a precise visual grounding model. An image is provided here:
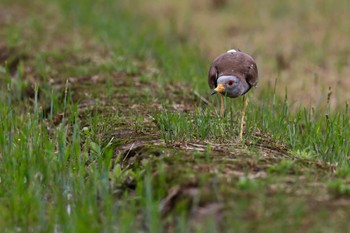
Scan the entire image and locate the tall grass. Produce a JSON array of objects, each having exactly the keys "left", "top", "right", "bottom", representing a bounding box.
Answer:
[
  {"left": 0, "top": 70, "right": 171, "bottom": 231},
  {"left": 155, "top": 85, "right": 350, "bottom": 164}
]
